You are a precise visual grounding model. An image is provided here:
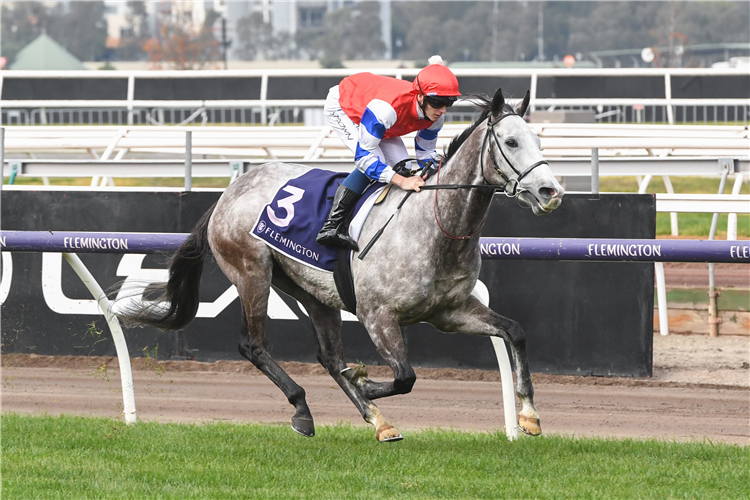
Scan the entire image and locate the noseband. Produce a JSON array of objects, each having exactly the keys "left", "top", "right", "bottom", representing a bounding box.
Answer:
[{"left": 482, "top": 112, "right": 549, "bottom": 197}]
